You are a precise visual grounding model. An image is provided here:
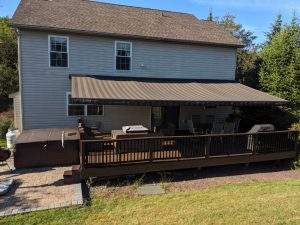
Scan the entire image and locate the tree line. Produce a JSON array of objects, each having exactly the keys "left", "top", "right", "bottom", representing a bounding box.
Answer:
[
  {"left": 0, "top": 17, "right": 18, "bottom": 112},
  {"left": 208, "top": 12, "right": 300, "bottom": 128}
]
